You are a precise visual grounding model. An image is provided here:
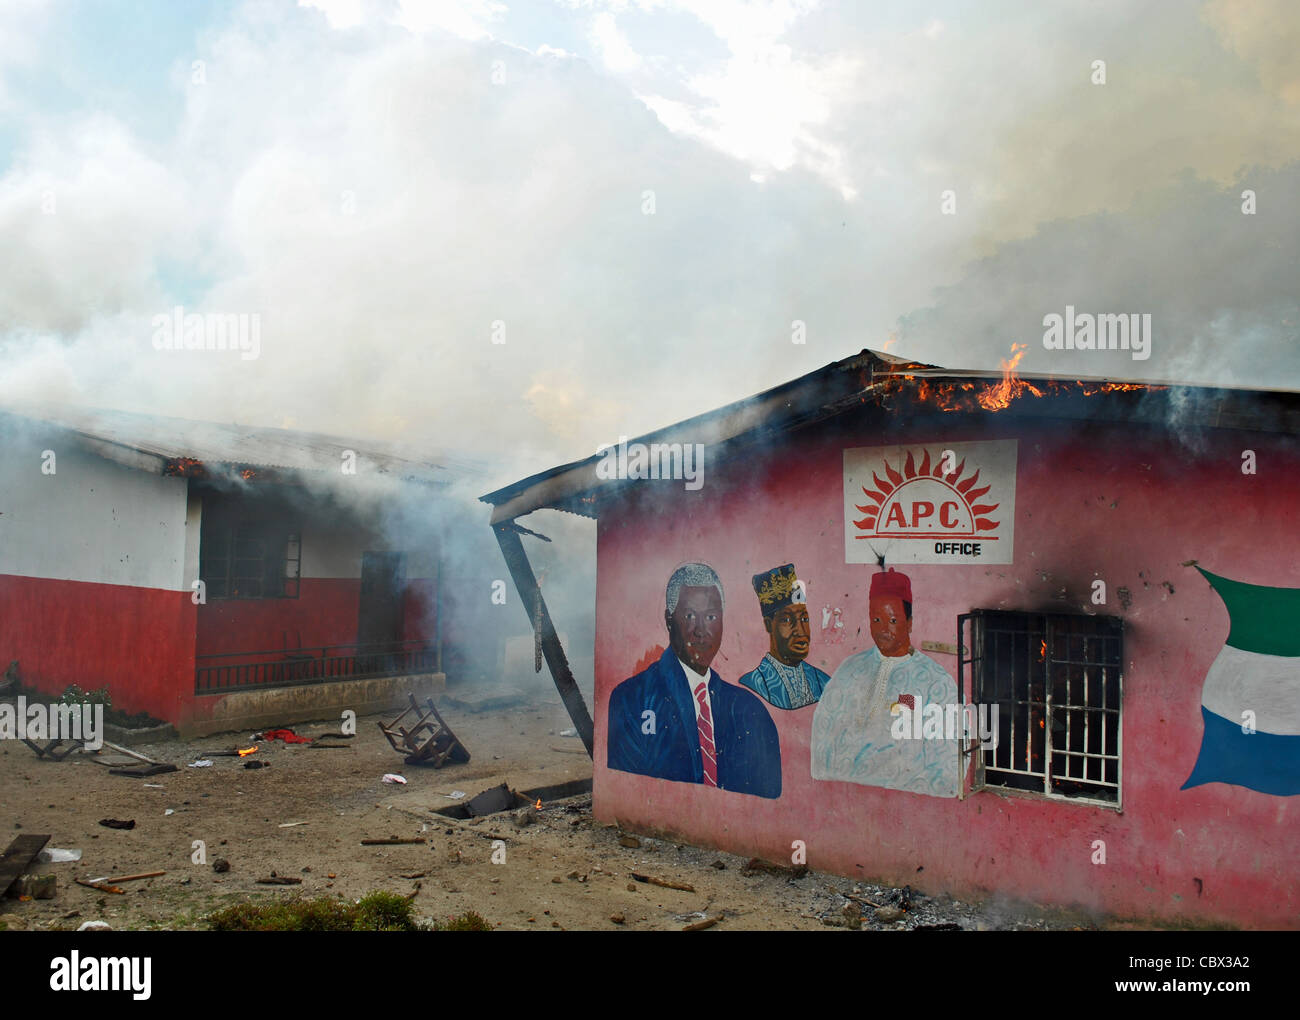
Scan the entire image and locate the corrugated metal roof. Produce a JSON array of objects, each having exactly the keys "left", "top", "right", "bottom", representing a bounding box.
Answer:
[
  {"left": 480, "top": 348, "right": 1300, "bottom": 522},
  {"left": 0, "top": 404, "right": 456, "bottom": 484}
]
